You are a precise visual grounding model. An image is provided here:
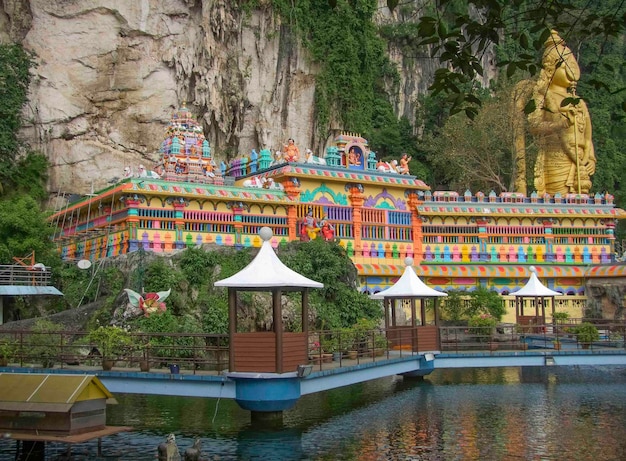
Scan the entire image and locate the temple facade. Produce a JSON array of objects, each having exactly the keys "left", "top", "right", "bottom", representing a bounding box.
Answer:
[{"left": 50, "top": 105, "right": 626, "bottom": 318}]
